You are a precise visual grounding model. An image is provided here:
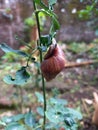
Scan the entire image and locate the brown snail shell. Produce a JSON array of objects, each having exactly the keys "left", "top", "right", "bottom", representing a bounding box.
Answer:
[{"left": 41, "top": 43, "right": 66, "bottom": 81}]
